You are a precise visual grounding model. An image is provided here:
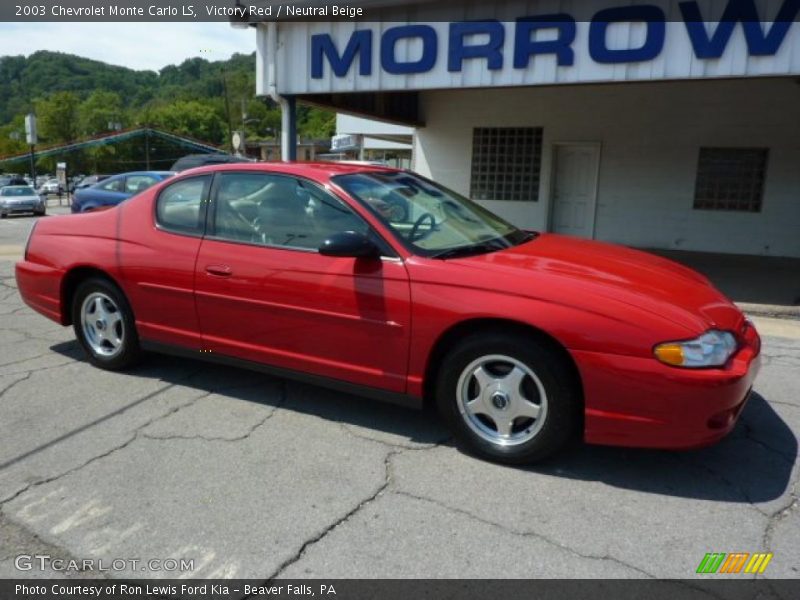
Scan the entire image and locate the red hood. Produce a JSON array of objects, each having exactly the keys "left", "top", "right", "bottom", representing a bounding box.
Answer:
[{"left": 444, "top": 234, "right": 744, "bottom": 335}]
